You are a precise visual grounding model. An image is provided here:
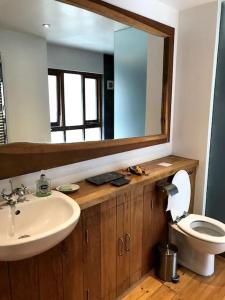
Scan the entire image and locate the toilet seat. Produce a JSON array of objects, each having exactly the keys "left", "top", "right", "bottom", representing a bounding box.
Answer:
[
  {"left": 177, "top": 214, "right": 225, "bottom": 244},
  {"left": 167, "top": 170, "right": 191, "bottom": 222}
]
